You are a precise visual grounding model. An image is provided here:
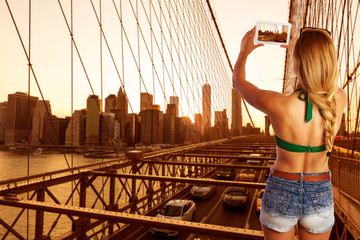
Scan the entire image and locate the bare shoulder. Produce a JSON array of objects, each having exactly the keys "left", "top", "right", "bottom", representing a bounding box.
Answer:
[
  {"left": 335, "top": 87, "right": 346, "bottom": 110},
  {"left": 252, "top": 89, "right": 287, "bottom": 115}
]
